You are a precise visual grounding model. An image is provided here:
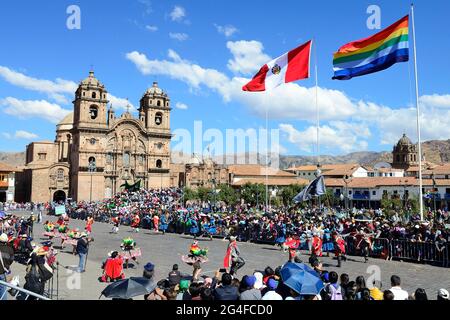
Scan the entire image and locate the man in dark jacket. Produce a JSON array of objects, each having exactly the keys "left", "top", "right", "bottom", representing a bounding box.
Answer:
[
  {"left": 213, "top": 273, "right": 239, "bottom": 300},
  {"left": 0, "top": 233, "right": 15, "bottom": 300},
  {"left": 76, "top": 233, "right": 90, "bottom": 273}
]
